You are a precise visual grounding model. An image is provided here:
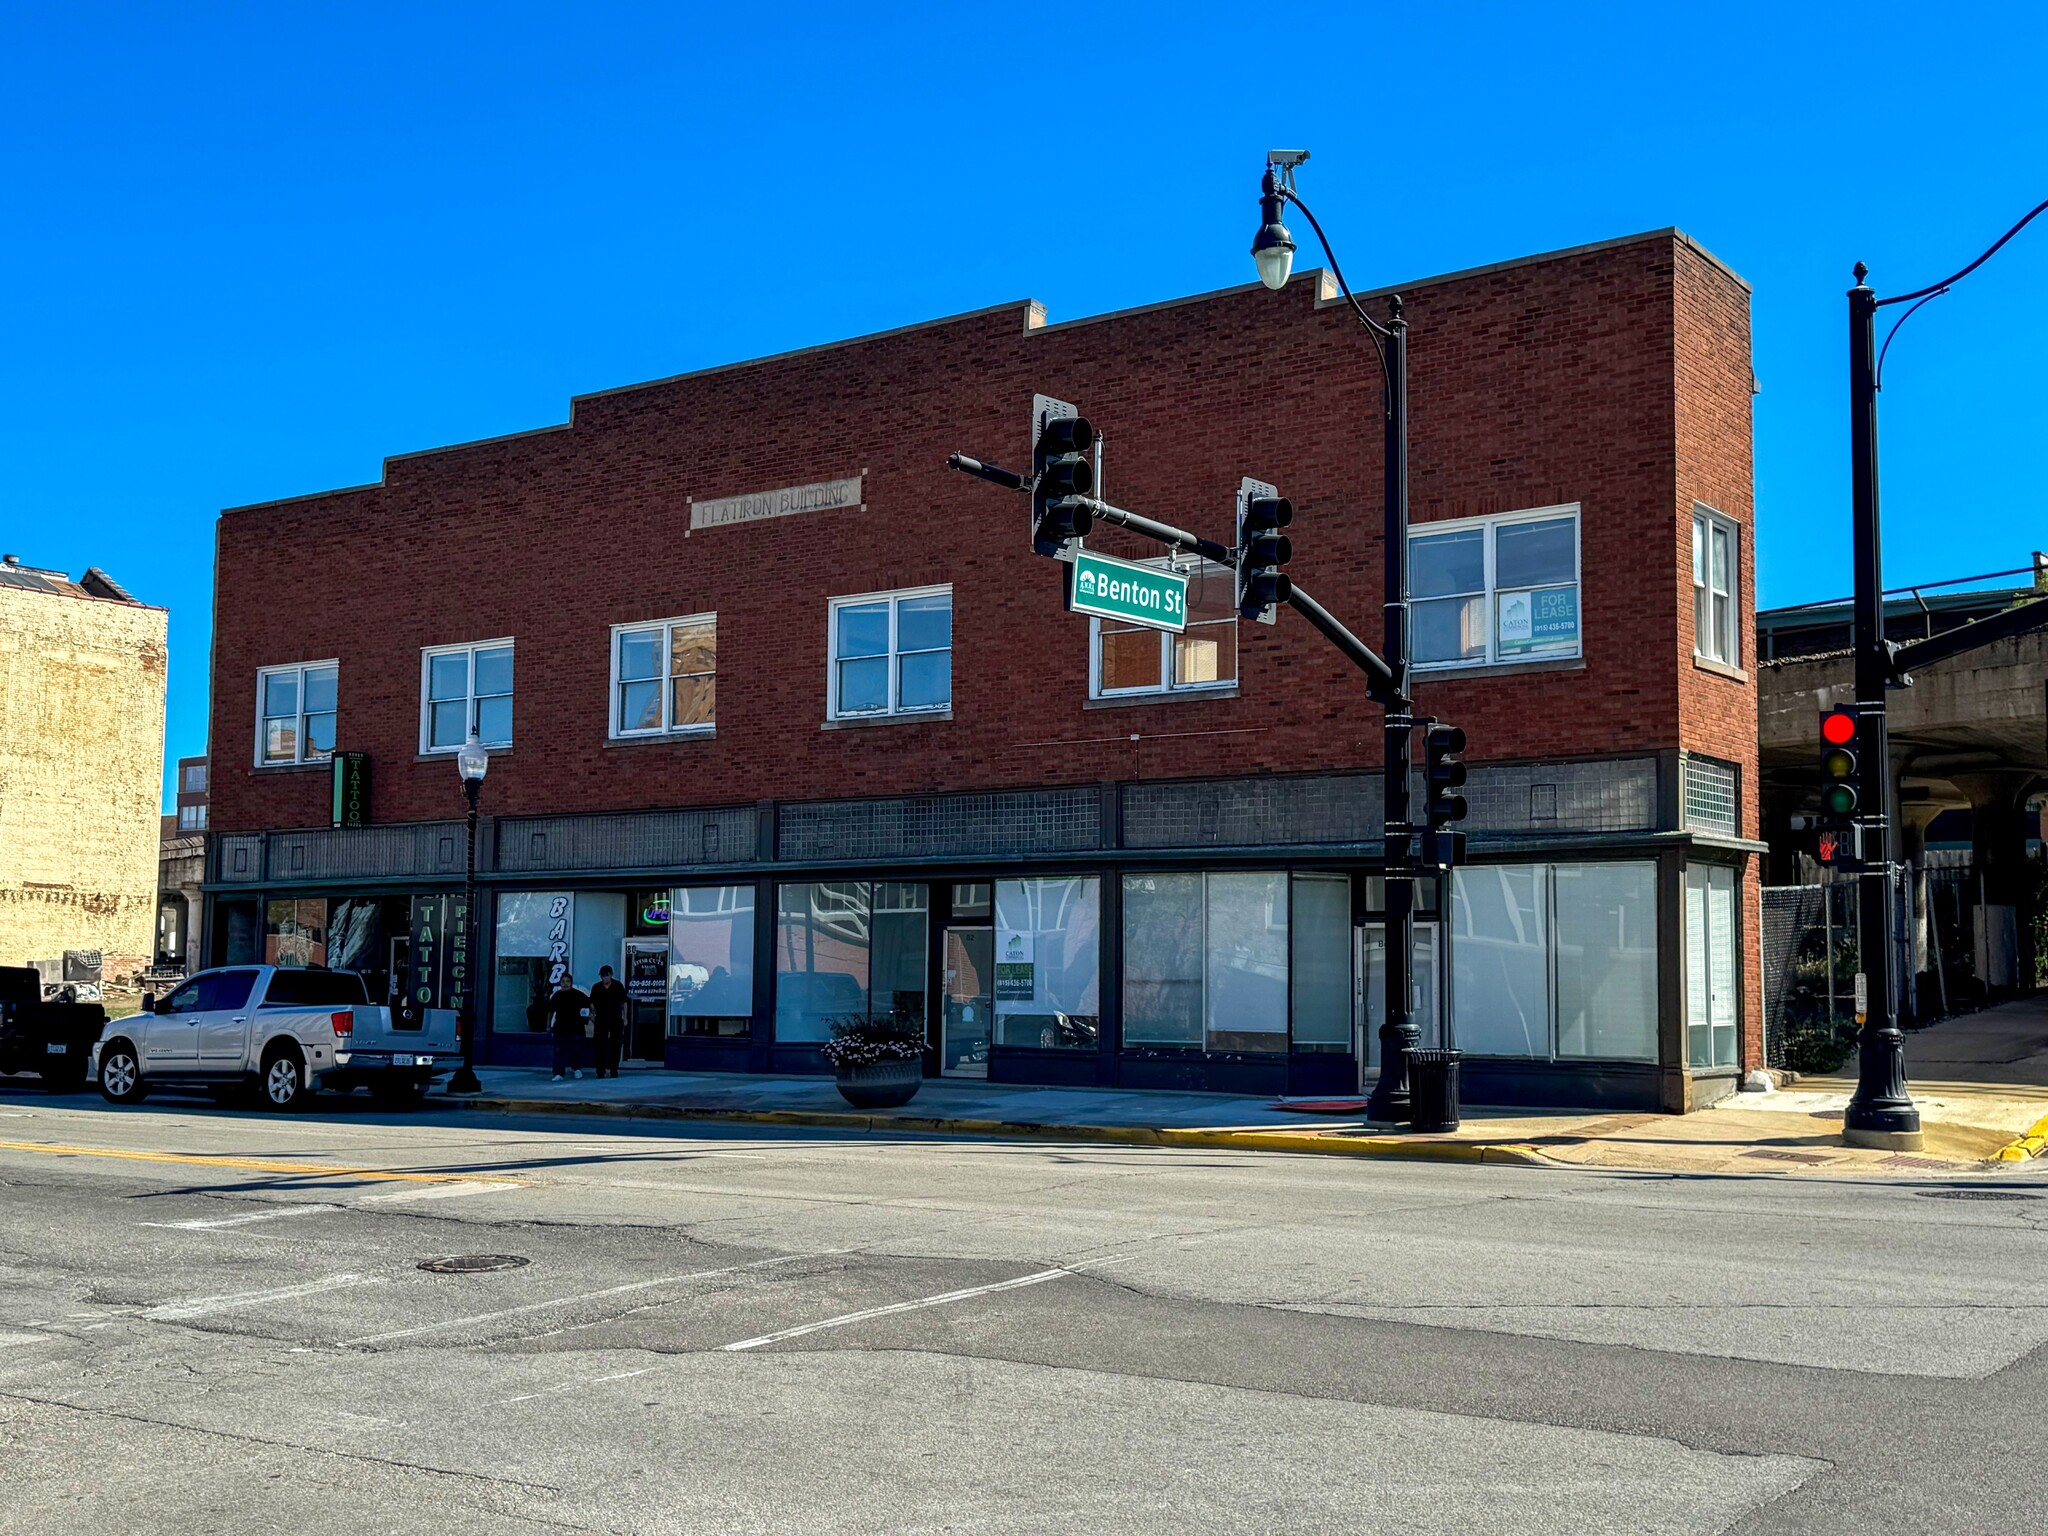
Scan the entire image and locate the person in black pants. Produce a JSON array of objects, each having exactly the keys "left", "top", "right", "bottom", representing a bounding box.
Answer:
[
  {"left": 548, "top": 972, "right": 592, "bottom": 1082},
  {"left": 590, "top": 965, "right": 628, "bottom": 1079}
]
